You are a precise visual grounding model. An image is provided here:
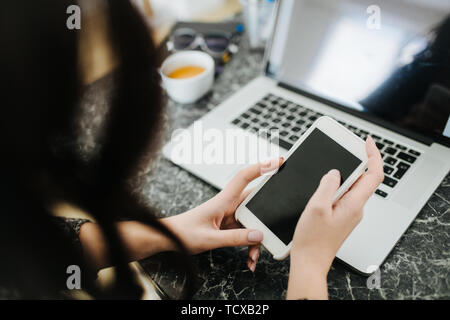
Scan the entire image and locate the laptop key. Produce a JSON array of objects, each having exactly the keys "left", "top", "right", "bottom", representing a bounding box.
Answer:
[
  {"left": 393, "top": 168, "right": 407, "bottom": 180},
  {"left": 384, "top": 147, "right": 396, "bottom": 155},
  {"left": 384, "top": 156, "right": 397, "bottom": 166},
  {"left": 256, "top": 102, "right": 267, "bottom": 108},
  {"left": 408, "top": 149, "right": 421, "bottom": 156},
  {"left": 299, "top": 111, "right": 307, "bottom": 117},
  {"left": 397, "top": 161, "right": 410, "bottom": 170},
  {"left": 296, "top": 119, "right": 305, "bottom": 125},
  {"left": 383, "top": 139, "right": 394, "bottom": 145},
  {"left": 254, "top": 104, "right": 264, "bottom": 111},
  {"left": 292, "top": 127, "right": 301, "bottom": 132},
  {"left": 383, "top": 165, "right": 394, "bottom": 175},
  {"left": 275, "top": 138, "right": 293, "bottom": 150},
  {"left": 280, "top": 131, "right": 289, "bottom": 136},
  {"left": 397, "top": 151, "right": 416, "bottom": 164},
  {"left": 249, "top": 107, "right": 261, "bottom": 115},
  {"left": 375, "top": 142, "right": 385, "bottom": 150},
  {"left": 240, "top": 122, "right": 249, "bottom": 129},
  {"left": 395, "top": 144, "right": 407, "bottom": 151},
  {"left": 383, "top": 176, "right": 397, "bottom": 188},
  {"left": 232, "top": 118, "right": 240, "bottom": 125},
  {"left": 375, "top": 189, "right": 388, "bottom": 198}
]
